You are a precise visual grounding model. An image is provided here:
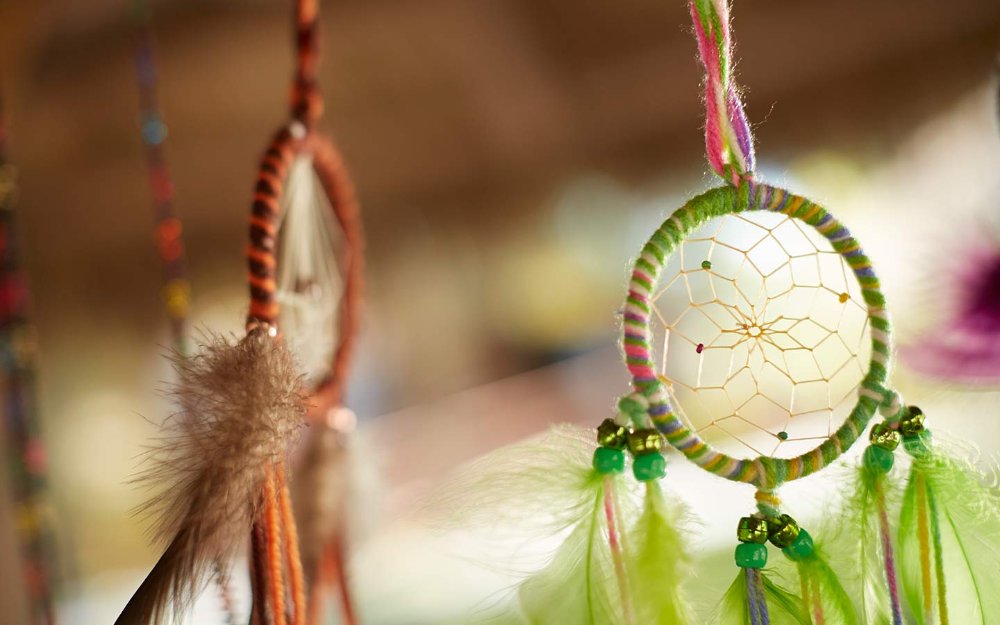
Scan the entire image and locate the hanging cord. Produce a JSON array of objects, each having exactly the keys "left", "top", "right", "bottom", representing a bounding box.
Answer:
[
  {"left": 0, "top": 82, "right": 58, "bottom": 625},
  {"left": 689, "top": 0, "right": 755, "bottom": 186},
  {"left": 292, "top": 0, "right": 323, "bottom": 129},
  {"left": 132, "top": 0, "right": 191, "bottom": 356}
]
